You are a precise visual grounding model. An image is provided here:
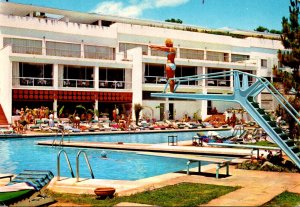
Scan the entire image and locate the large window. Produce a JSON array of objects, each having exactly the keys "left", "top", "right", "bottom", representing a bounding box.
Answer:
[
  {"left": 180, "top": 48, "right": 204, "bottom": 60},
  {"left": 175, "top": 66, "right": 197, "bottom": 85},
  {"left": 207, "top": 68, "right": 230, "bottom": 87},
  {"left": 231, "top": 54, "right": 250, "bottom": 62},
  {"left": 18, "top": 63, "right": 53, "bottom": 86},
  {"left": 63, "top": 65, "right": 94, "bottom": 88},
  {"left": 207, "top": 51, "right": 229, "bottom": 62},
  {"left": 144, "top": 63, "right": 165, "bottom": 84},
  {"left": 84, "top": 45, "right": 115, "bottom": 60},
  {"left": 4, "top": 38, "right": 42, "bottom": 55},
  {"left": 99, "top": 67, "right": 125, "bottom": 88},
  {"left": 46, "top": 41, "right": 81, "bottom": 58}
]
